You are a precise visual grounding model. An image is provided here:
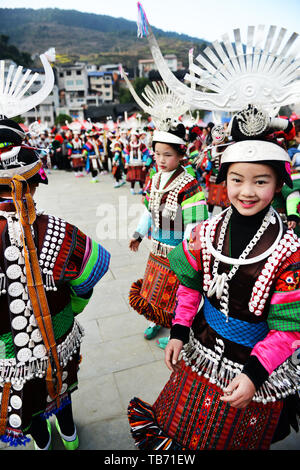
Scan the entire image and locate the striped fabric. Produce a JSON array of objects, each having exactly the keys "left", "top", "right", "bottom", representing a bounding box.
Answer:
[
  {"left": 168, "top": 240, "right": 201, "bottom": 291},
  {"left": 181, "top": 194, "right": 207, "bottom": 225},
  {"left": 70, "top": 238, "right": 110, "bottom": 296}
]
